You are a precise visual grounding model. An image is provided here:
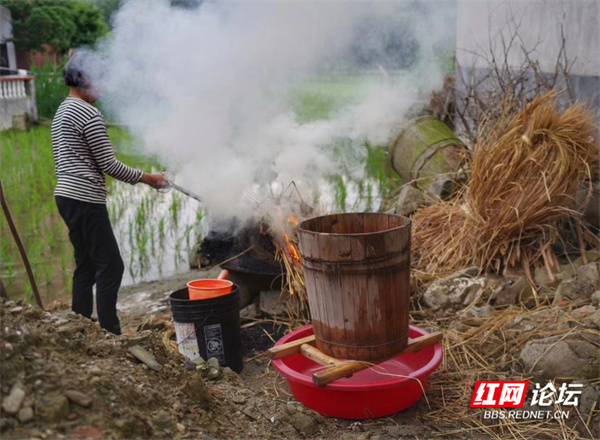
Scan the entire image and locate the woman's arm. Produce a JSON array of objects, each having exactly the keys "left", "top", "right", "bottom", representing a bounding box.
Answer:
[{"left": 83, "top": 114, "right": 166, "bottom": 188}]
